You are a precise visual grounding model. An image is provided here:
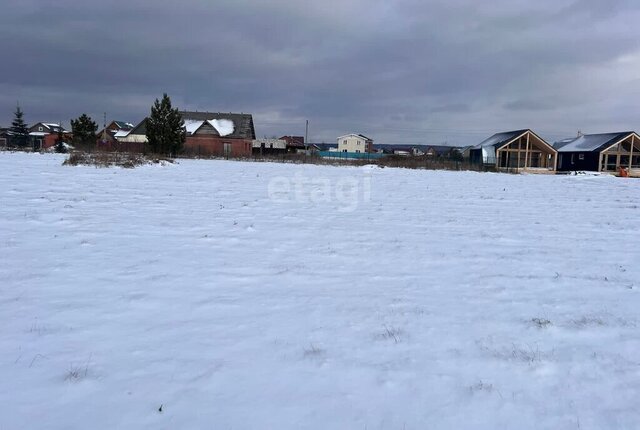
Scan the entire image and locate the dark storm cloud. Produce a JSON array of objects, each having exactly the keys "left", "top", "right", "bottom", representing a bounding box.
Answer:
[{"left": 1, "top": 0, "right": 640, "bottom": 144}]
